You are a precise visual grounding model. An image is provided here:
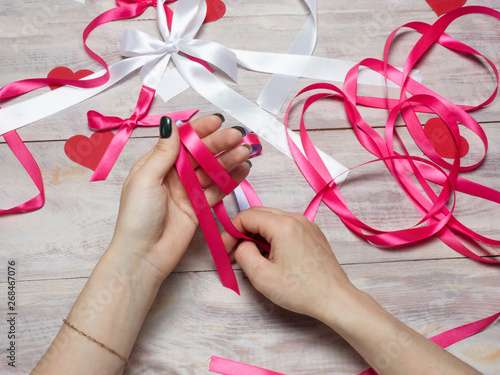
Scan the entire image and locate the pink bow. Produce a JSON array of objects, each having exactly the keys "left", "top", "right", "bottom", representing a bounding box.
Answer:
[{"left": 87, "top": 85, "right": 198, "bottom": 181}]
